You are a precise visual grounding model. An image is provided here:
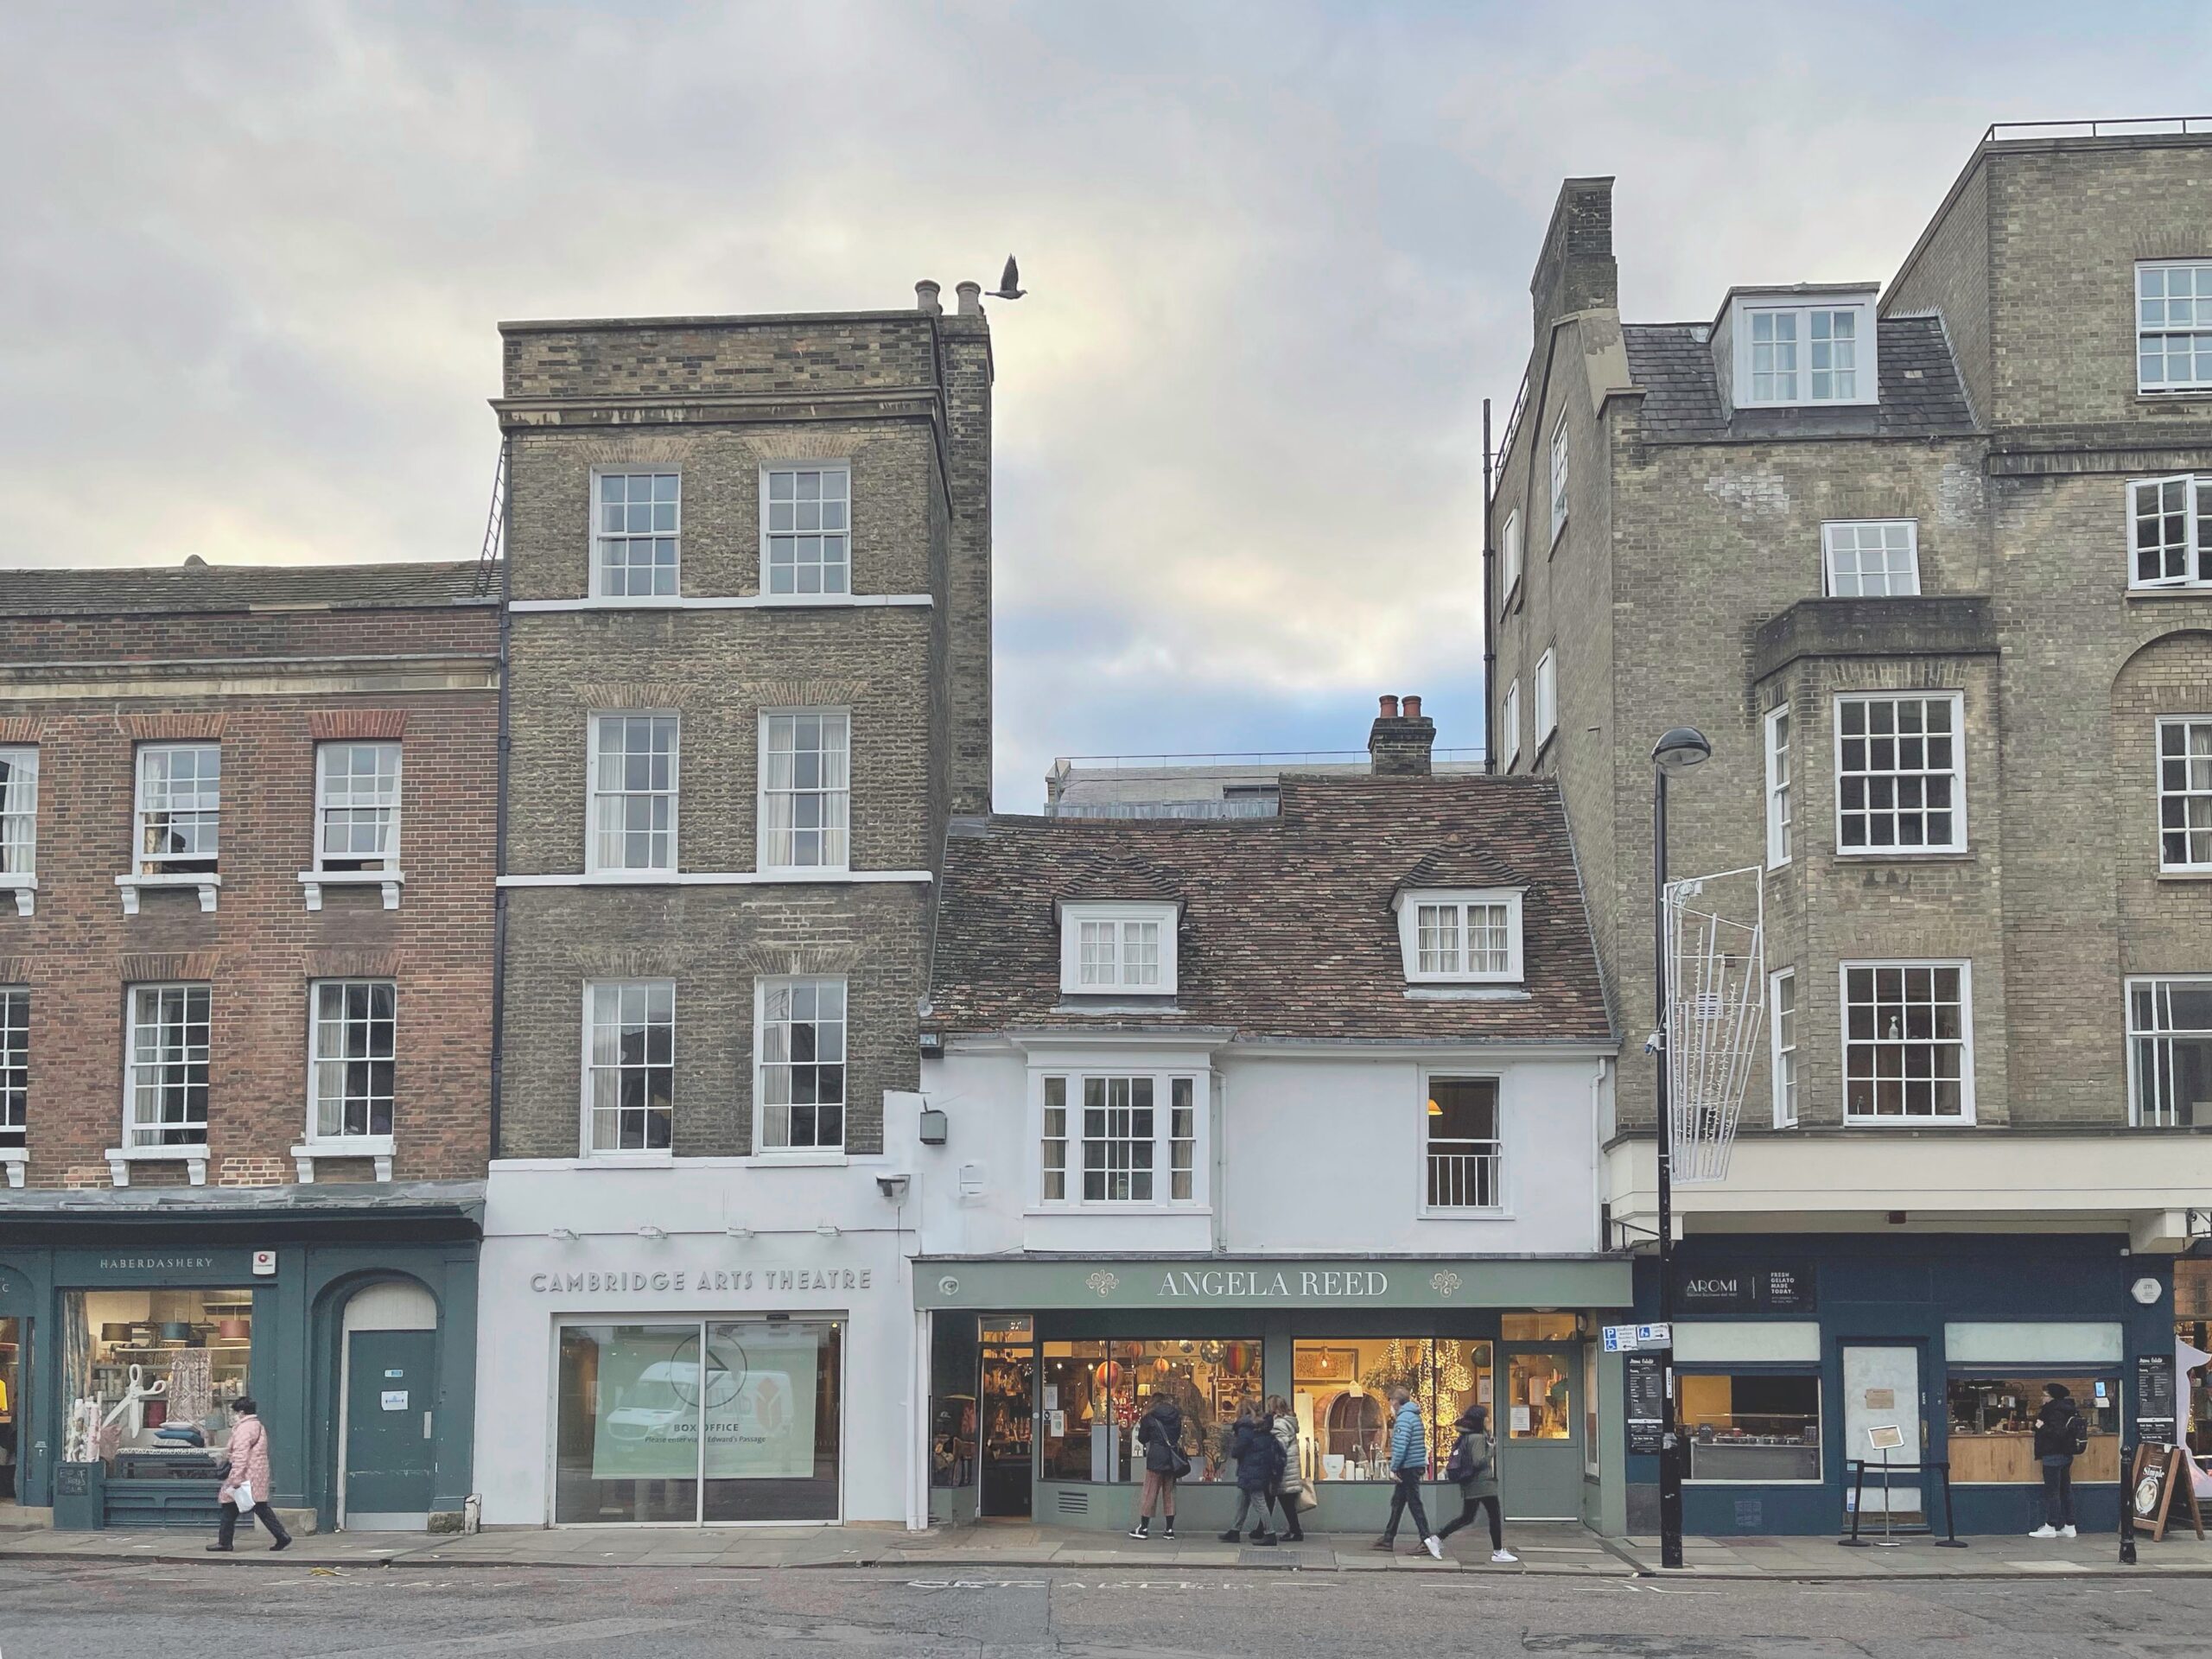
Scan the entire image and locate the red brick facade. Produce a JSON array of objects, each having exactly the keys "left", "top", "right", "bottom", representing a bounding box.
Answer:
[{"left": 0, "top": 581, "right": 499, "bottom": 1190}]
